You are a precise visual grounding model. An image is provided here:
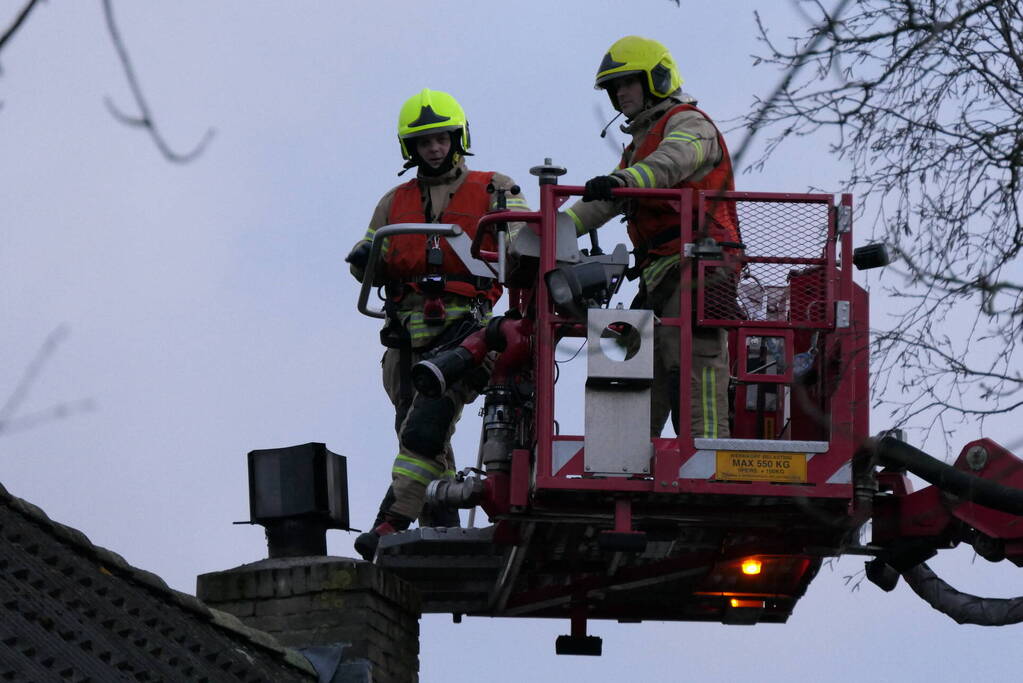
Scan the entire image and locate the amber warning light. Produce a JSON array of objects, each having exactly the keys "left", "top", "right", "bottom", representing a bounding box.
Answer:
[
  {"left": 730, "top": 599, "right": 764, "bottom": 608},
  {"left": 741, "top": 558, "right": 762, "bottom": 575}
]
